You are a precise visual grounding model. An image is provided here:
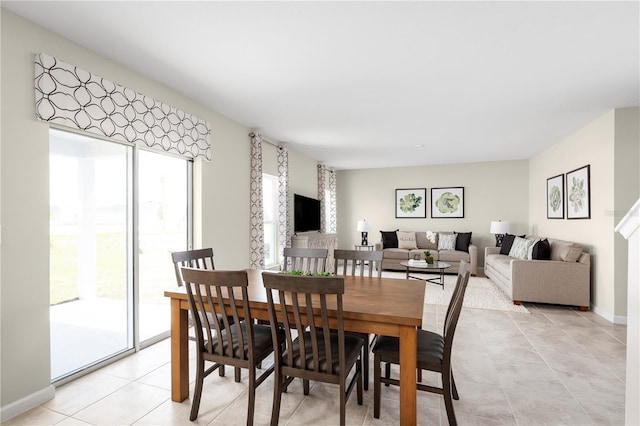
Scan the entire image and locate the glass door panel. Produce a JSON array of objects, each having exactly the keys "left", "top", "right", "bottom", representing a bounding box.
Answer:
[
  {"left": 50, "top": 129, "right": 133, "bottom": 381},
  {"left": 138, "top": 150, "right": 189, "bottom": 342}
]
